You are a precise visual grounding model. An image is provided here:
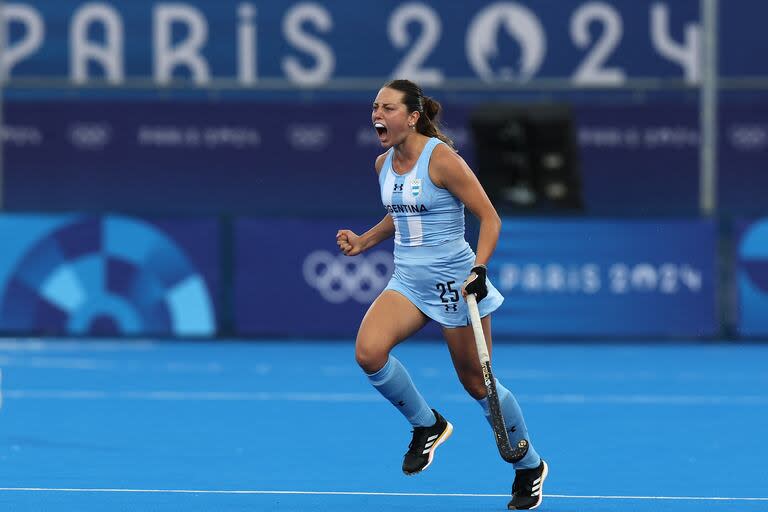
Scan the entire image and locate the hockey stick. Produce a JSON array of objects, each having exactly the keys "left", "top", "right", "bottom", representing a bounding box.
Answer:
[{"left": 466, "top": 294, "right": 529, "bottom": 463}]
